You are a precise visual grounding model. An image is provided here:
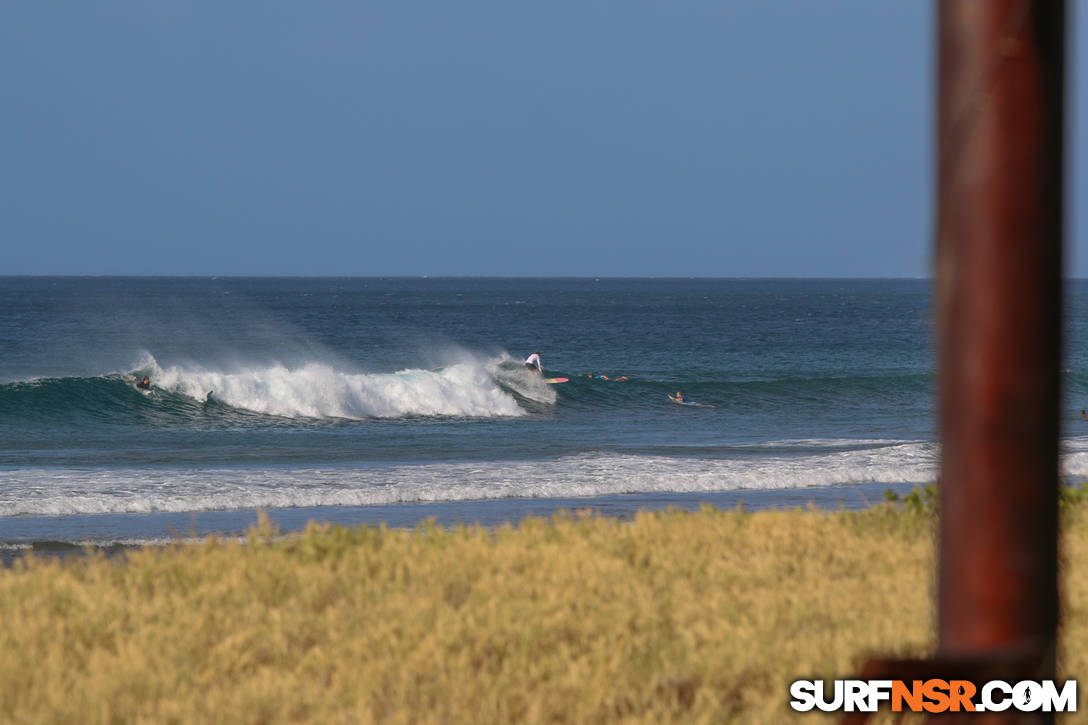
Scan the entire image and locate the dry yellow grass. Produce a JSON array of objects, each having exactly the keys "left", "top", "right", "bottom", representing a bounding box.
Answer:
[{"left": 0, "top": 503, "right": 1082, "bottom": 724}]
